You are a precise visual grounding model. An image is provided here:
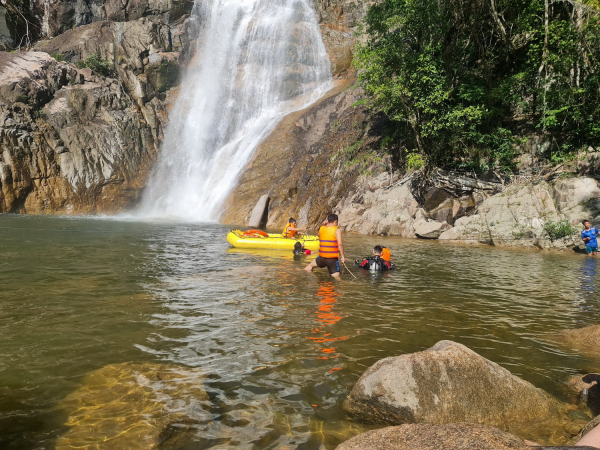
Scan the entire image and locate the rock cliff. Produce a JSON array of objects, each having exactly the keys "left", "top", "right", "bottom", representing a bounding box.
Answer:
[{"left": 0, "top": 0, "right": 198, "bottom": 213}]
